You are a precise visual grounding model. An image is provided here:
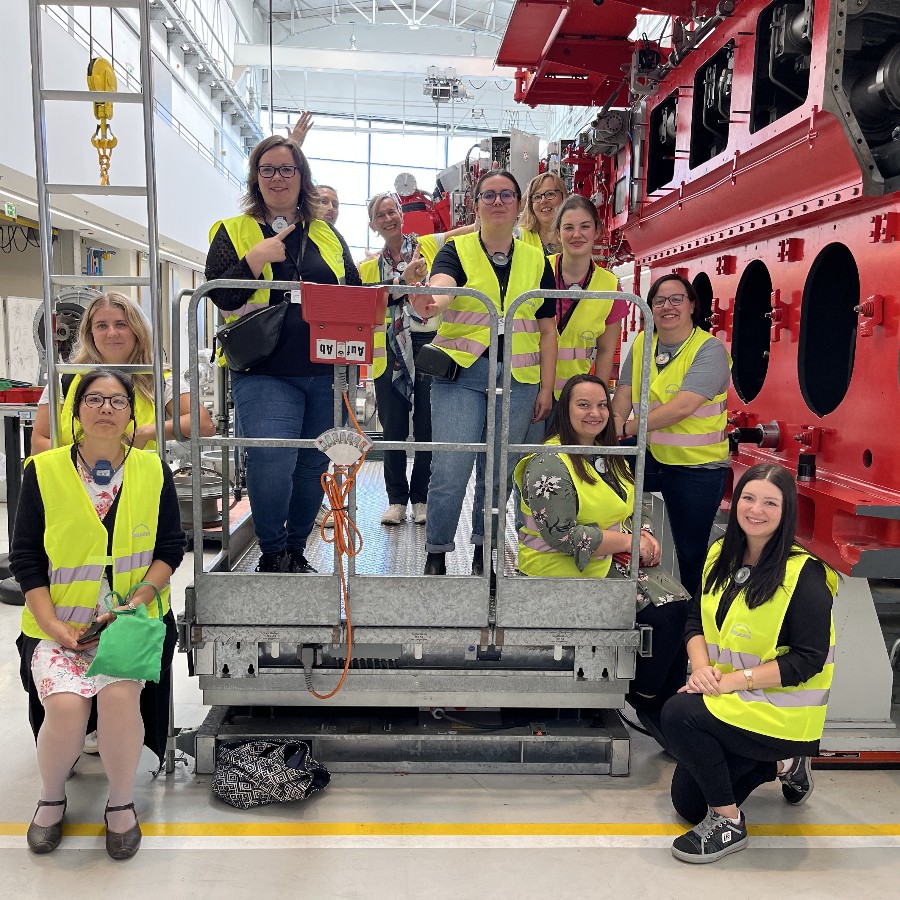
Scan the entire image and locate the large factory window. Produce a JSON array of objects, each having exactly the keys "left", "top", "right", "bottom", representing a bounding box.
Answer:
[
  {"left": 647, "top": 91, "right": 678, "bottom": 194},
  {"left": 799, "top": 243, "right": 859, "bottom": 417},
  {"left": 692, "top": 272, "right": 714, "bottom": 332},
  {"left": 732, "top": 260, "right": 773, "bottom": 403},
  {"left": 690, "top": 41, "right": 734, "bottom": 168},
  {"left": 750, "top": 1, "right": 813, "bottom": 133}
]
